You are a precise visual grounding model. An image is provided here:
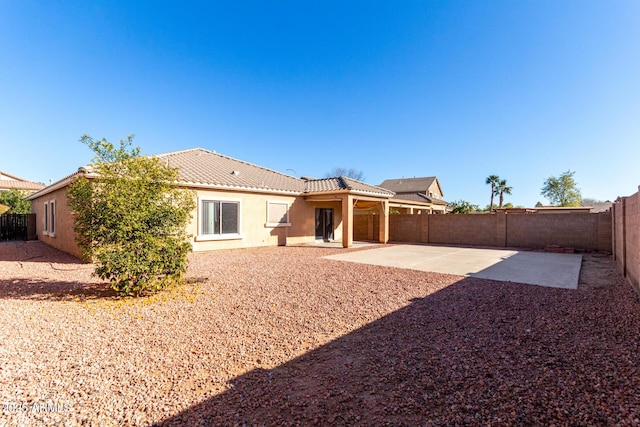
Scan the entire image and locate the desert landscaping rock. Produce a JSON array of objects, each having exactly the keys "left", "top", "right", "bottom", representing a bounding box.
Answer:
[{"left": 1, "top": 241, "right": 639, "bottom": 426}]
